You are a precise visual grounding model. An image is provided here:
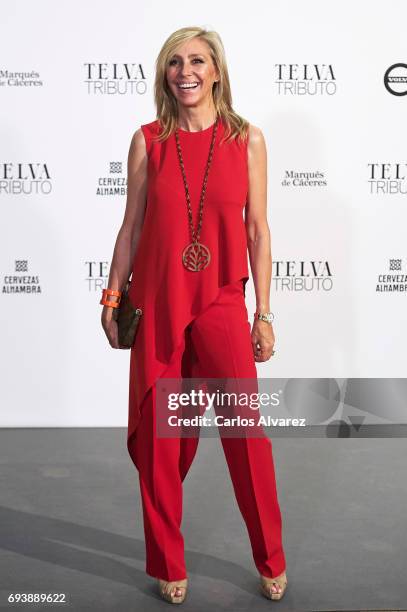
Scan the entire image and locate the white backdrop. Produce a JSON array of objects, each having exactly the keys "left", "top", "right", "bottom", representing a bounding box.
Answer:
[{"left": 1, "top": 0, "right": 406, "bottom": 428}]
